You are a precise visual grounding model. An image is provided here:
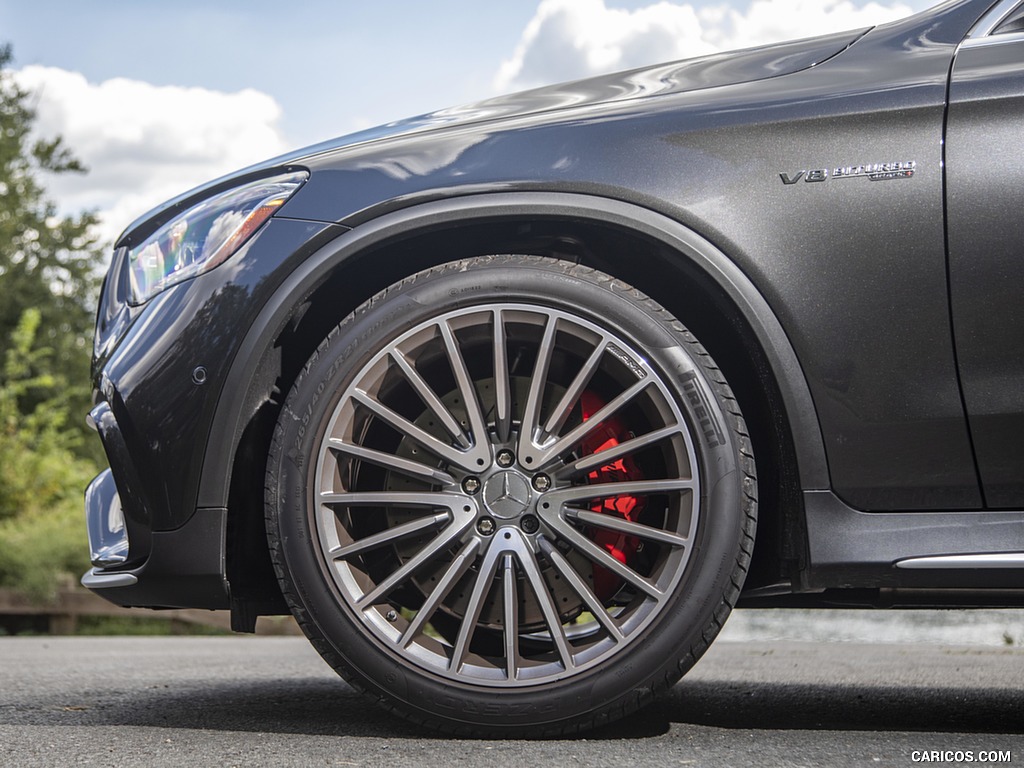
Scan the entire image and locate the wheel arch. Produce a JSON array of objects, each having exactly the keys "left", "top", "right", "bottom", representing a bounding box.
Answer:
[{"left": 208, "top": 192, "right": 828, "bottom": 600}]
